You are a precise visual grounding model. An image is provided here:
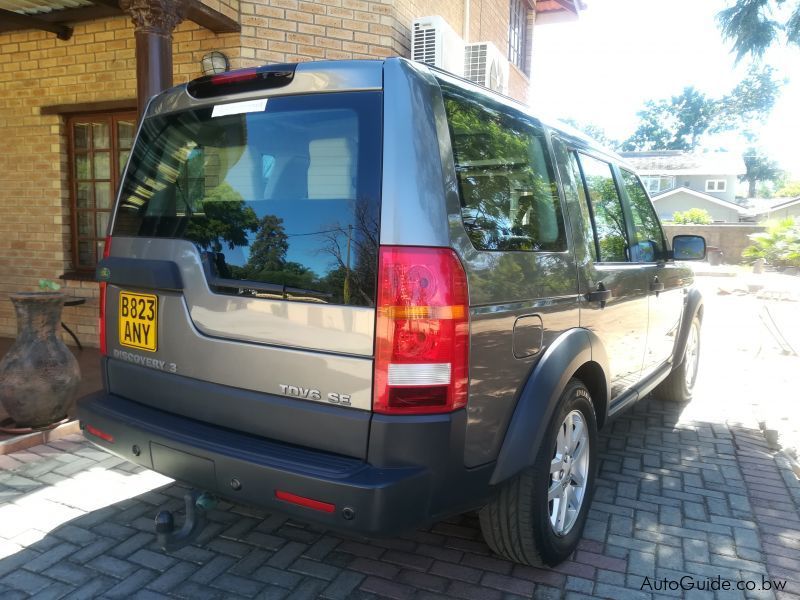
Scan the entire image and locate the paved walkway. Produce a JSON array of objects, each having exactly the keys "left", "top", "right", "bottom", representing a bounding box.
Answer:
[{"left": 1, "top": 389, "right": 798, "bottom": 599}]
